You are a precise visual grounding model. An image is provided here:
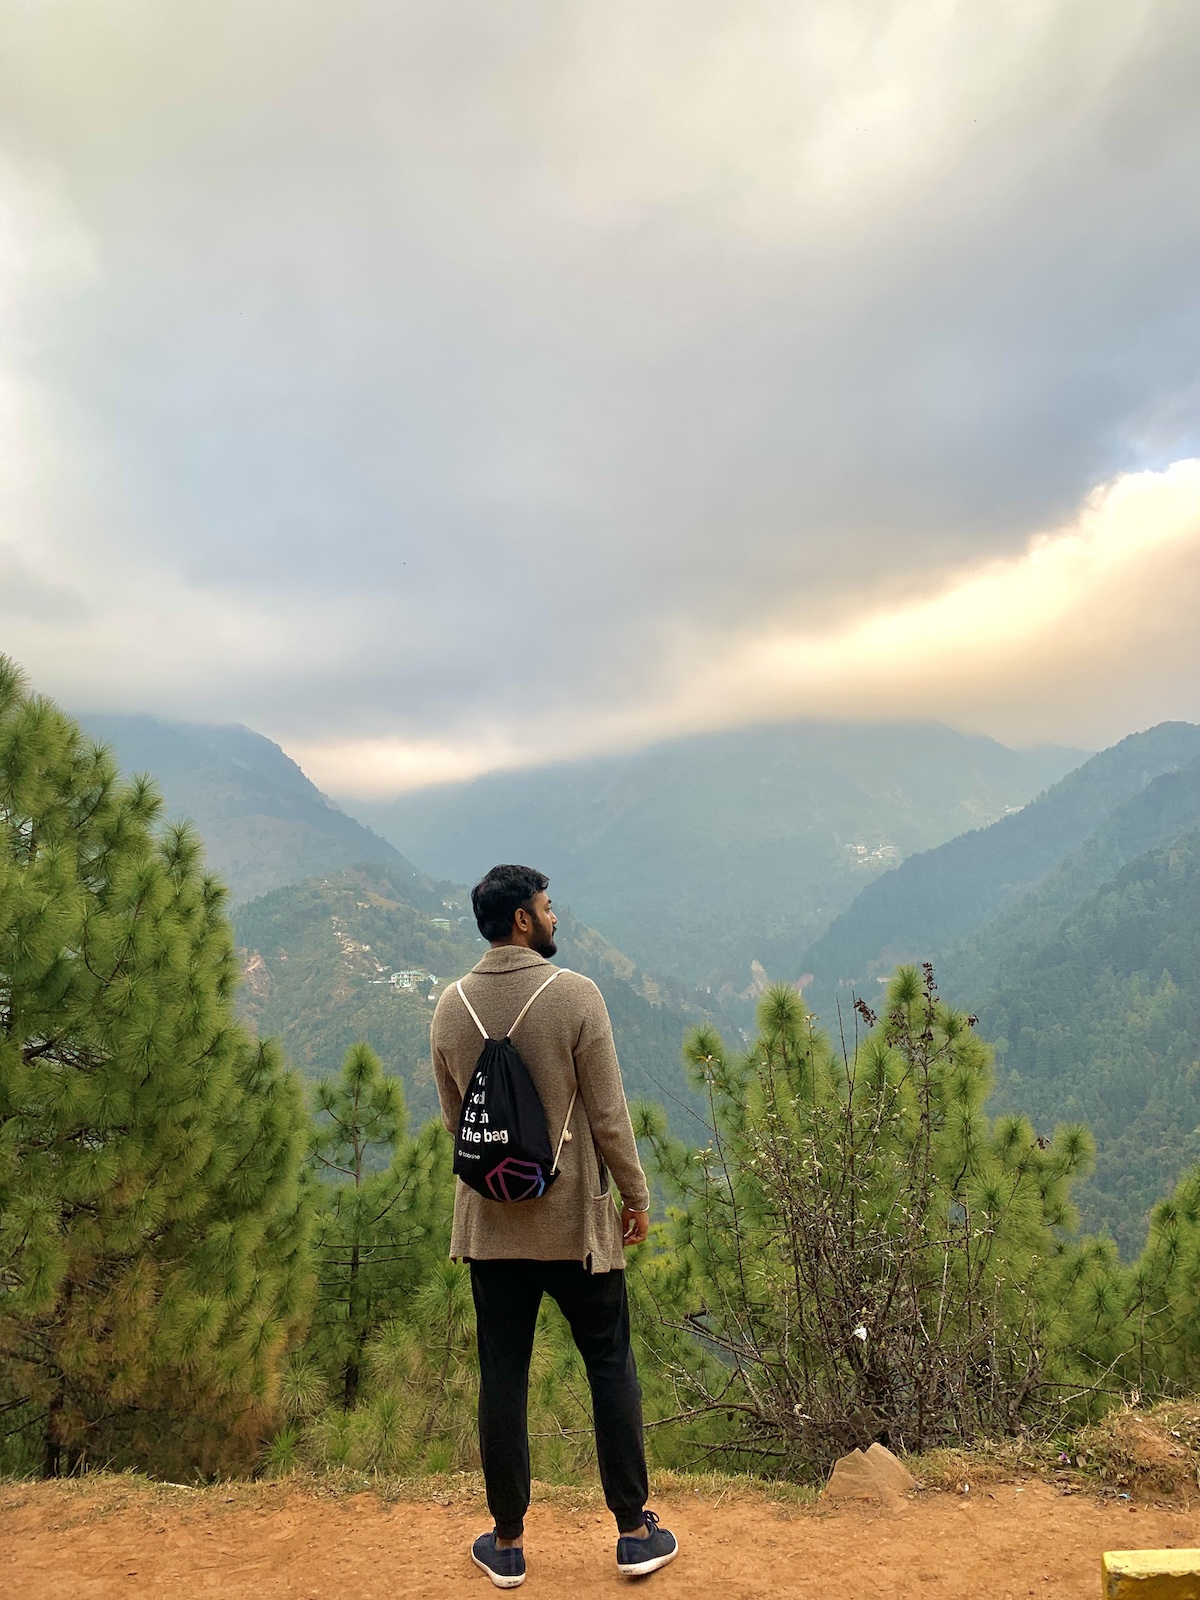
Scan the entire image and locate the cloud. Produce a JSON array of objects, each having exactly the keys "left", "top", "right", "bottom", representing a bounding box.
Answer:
[
  {"left": 293, "top": 459, "right": 1200, "bottom": 792},
  {"left": 0, "top": 2, "right": 1198, "bottom": 778},
  {"left": 714, "top": 460, "right": 1200, "bottom": 742}
]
